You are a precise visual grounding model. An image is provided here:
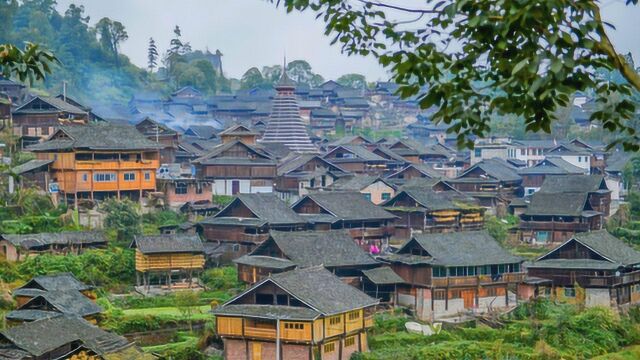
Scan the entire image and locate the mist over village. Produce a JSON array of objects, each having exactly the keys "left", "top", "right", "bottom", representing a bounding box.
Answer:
[{"left": 2, "top": 1, "right": 640, "bottom": 359}]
